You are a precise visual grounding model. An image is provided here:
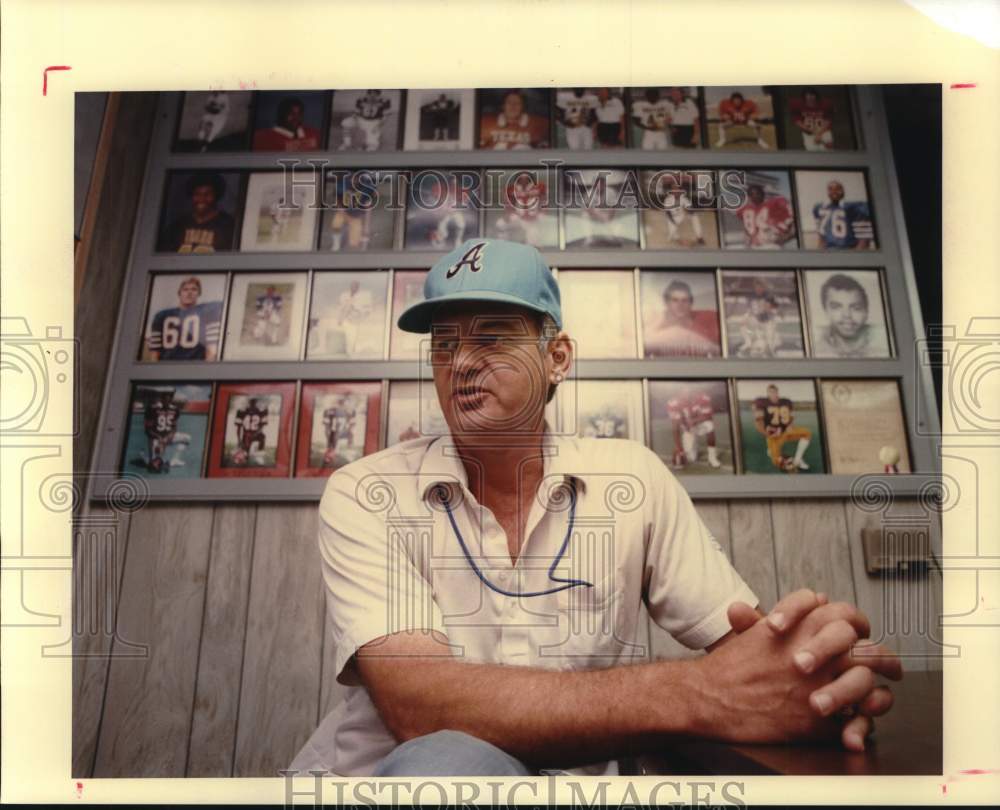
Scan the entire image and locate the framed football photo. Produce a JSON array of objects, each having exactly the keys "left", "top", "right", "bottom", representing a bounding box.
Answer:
[
  {"left": 386, "top": 380, "right": 449, "bottom": 445},
  {"left": 307, "top": 271, "right": 389, "bottom": 360},
  {"left": 704, "top": 86, "right": 777, "bottom": 151},
  {"left": 478, "top": 89, "right": 551, "bottom": 150},
  {"left": 648, "top": 380, "right": 734, "bottom": 475},
  {"left": 389, "top": 270, "right": 429, "bottom": 360},
  {"left": 295, "top": 382, "right": 382, "bottom": 477},
  {"left": 240, "top": 171, "right": 319, "bottom": 252},
  {"left": 554, "top": 87, "right": 626, "bottom": 149},
  {"left": 140, "top": 273, "right": 226, "bottom": 362},
  {"left": 795, "top": 170, "right": 876, "bottom": 250},
  {"left": 403, "top": 170, "right": 480, "bottom": 250},
  {"left": 328, "top": 89, "right": 402, "bottom": 152},
  {"left": 736, "top": 379, "right": 826, "bottom": 475},
  {"left": 629, "top": 87, "right": 702, "bottom": 150},
  {"left": 560, "top": 379, "right": 643, "bottom": 440},
  {"left": 719, "top": 169, "right": 798, "bottom": 250},
  {"left": 208, "top": 382, "right": 296, "bottom": 478},
  {"left": 251, "top": 91, "right": 326, "bottom": 152},
  {"left": 562, "top": 169, "right": 640, "bottom": 249},
  {"left": 403, "top": 89, "right": 475, "bottom": 150},
  {"left": 222, "top": 272, "right": 308, "bottom": 361},
  {"left": 156, "top": 170, "right": 240, "bottom": 254},
  {"left": 820, "top": 379, "right": 911, "bottom": 475},
  {"left": 174, "top": 91, "right": 252, "bottom": 152},
  {"left": 803, "top": 269, "right": 892, "bottom": 358},
  {"left": 640, "top": 270, "right": 721, "bottom": 358},
  {"left": 483, "top": 169, "right": 559, "bottom": 249},
  {"left": 775, "top": 85, "right": 856, "bottom": 151},
  {"left": 318, "top": 170, "right": 397, "bottom": 252},
  {"left": 640, "top": 170, "right": 719, "bottom": 249},
  {"left": 557, "top": 270, "right": 638, "bottom": 358},
  {"left": 721, "top": 270, "right": 805, "bottom": 358},
  {"left": 121, "top": 383, "right": 212, "bottom": 479}
]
